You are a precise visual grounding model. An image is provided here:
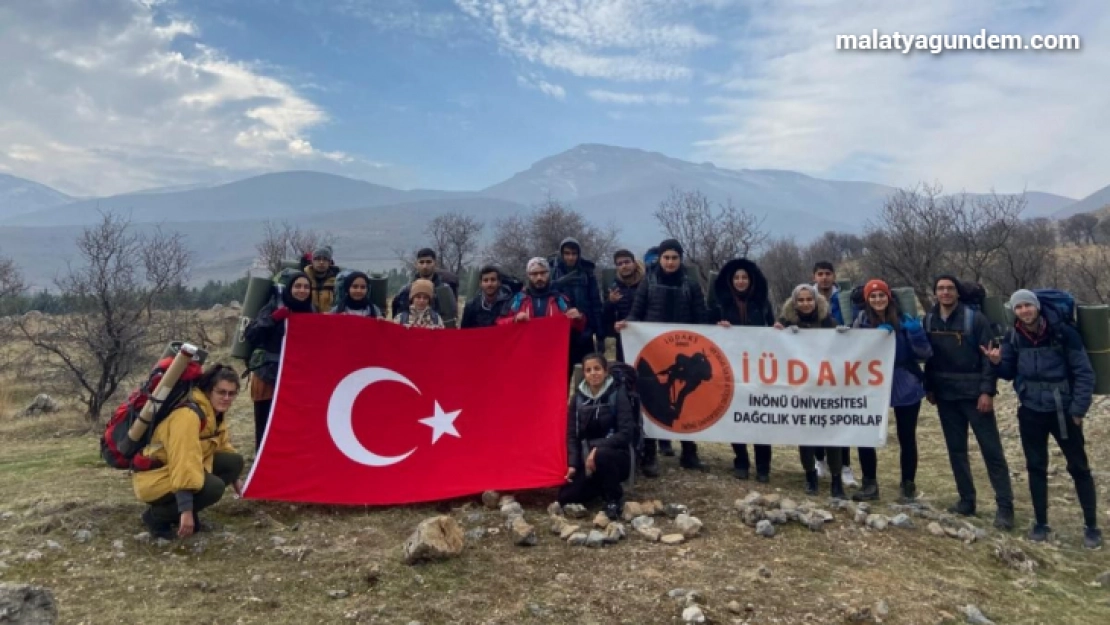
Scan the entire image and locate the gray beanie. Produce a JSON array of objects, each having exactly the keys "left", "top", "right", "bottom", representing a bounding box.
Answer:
[{"left": 1008, "top": 289, "right": 1040, "bottom": 311}]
